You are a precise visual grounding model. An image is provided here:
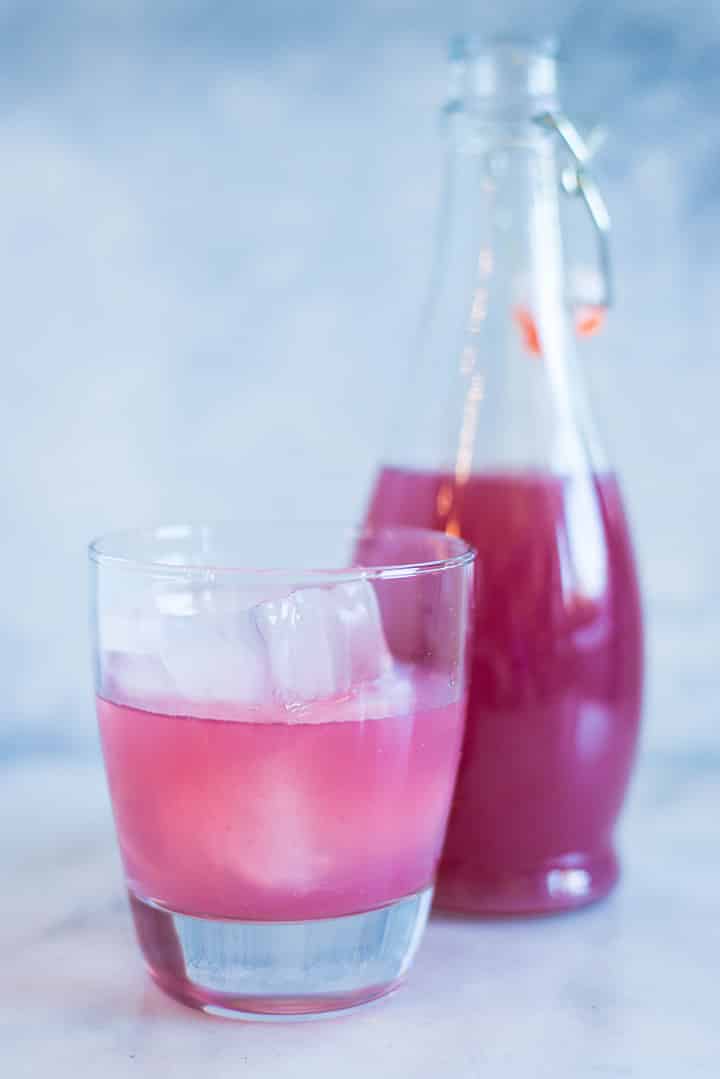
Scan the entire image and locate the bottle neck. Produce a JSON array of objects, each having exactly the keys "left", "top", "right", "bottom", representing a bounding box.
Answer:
[{"left": 388, "top": 70, "right": 606, "bottom": 478}]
